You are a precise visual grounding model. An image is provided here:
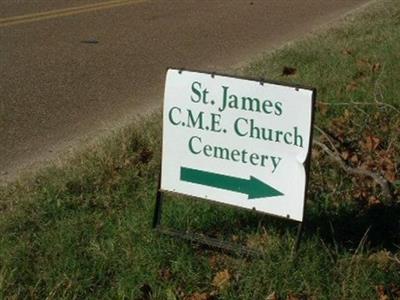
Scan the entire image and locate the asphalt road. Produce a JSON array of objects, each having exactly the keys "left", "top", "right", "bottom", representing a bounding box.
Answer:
[{"left": 1, "top": 0, "right": 369, "bottom": 181}]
